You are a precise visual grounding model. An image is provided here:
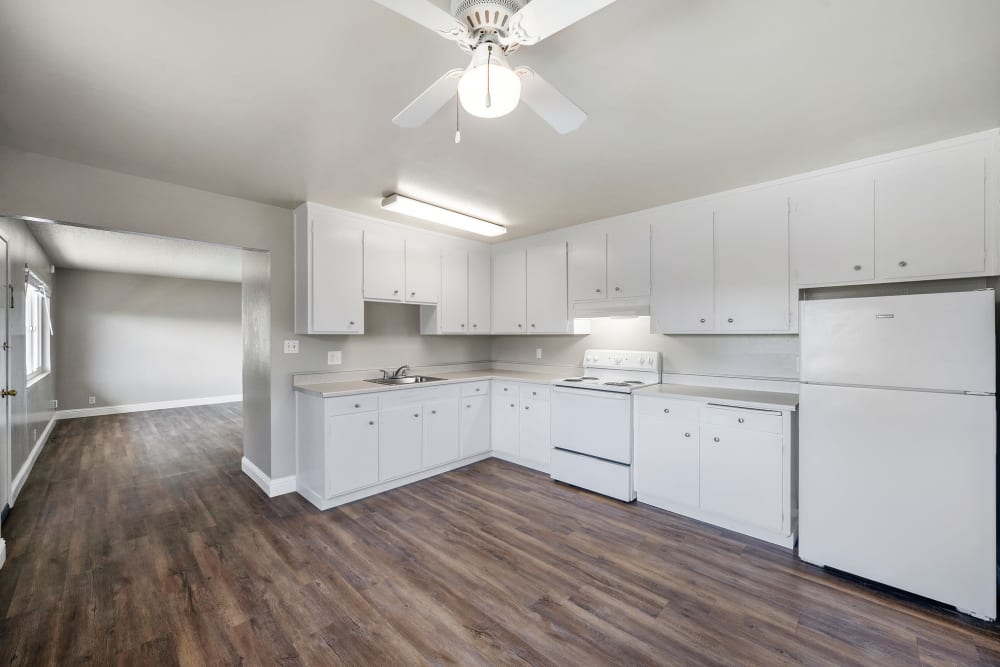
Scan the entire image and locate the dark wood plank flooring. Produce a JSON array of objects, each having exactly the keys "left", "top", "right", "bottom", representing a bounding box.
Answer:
[{"left": 1, "top": 403, "right": 999, "bottom": 665}]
